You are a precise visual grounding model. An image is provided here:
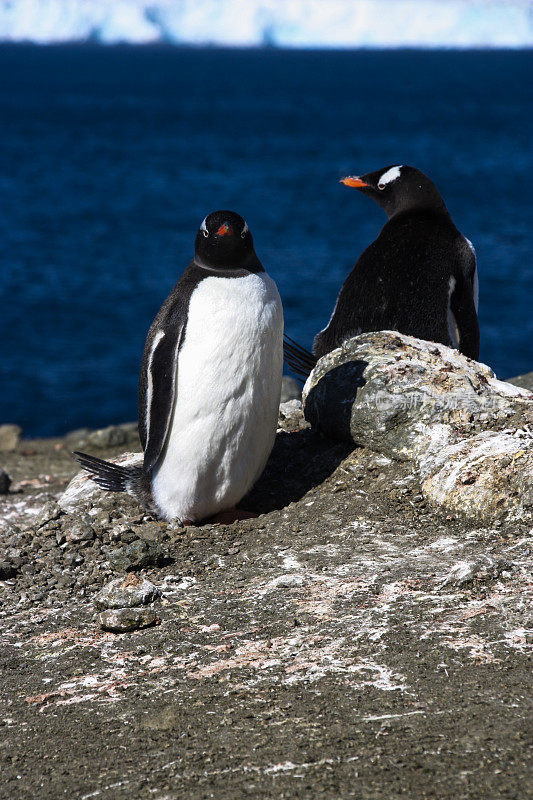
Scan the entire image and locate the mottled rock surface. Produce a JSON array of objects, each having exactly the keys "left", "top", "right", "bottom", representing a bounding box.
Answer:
[
  {"left": 94, "top": 575, "right": 161, "bottom": 610},
  {"left": 0, "top": 404, "right": 531, "bottom": 799},
  {"left": 98, "top": 606, "right": 158, "bottom": 632},
  {"left": 303, "top": 331, "right": 532, "bottom": 459},
  {"left": 303, "top": 332, "right": 533, "bottom": 522}
]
